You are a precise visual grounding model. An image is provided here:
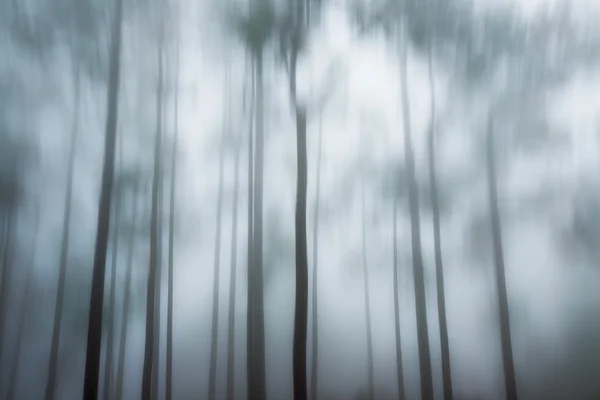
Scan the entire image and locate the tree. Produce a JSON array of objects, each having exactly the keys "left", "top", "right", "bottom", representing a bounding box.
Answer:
[
  {"left": 225, "top": 1, "right": 275, "bottom": 397},
  {"left": 391, "top": 178, "right": 405, "bottom": 400},
  {"left": 166, "top": 10, "right": 181, "bottom": 400},
  {"left": 310, "top": 111, "right": 323, "bottom": 400},
  {"left": 142, "top": 20, "right": 165, "bottom": 400},
  {"left": 115, "top": 172, "right": 144, "bottom": 400},
  {"left": 45, "top": 58, "right": 82, "bottom": 400},
  {"left": 226, "top": 61, "right": 252, "bottom": 400},
  {"left": 7, "top": 206, "right": 39, "bottom": 400},
  {"left": 83, "top": 0, "right": 124, "bottom": 396},
  {"left": 360, "top": 168, "right": 374, "bottom": 400},
  {"left": 485, "top": 116, "right": 518, "bottom": 400},
  {"left": 426, "top": 40, "right": 453, "bottom": 400},
  {"left": 399, "top": 25, "right": 434, "bottom": 399},
  {"left": 208, "top": 72, "right": 228, "bottom": 400}
]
